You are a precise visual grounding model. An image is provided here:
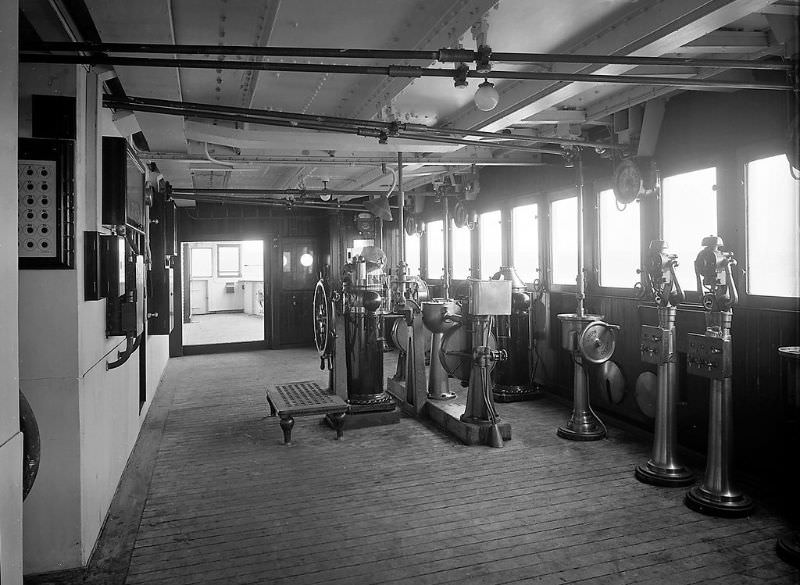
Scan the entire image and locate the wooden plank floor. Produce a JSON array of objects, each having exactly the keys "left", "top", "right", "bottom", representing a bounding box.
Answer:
[{"left": 103, "top": 349, "right": 797, "bottom": 585}]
